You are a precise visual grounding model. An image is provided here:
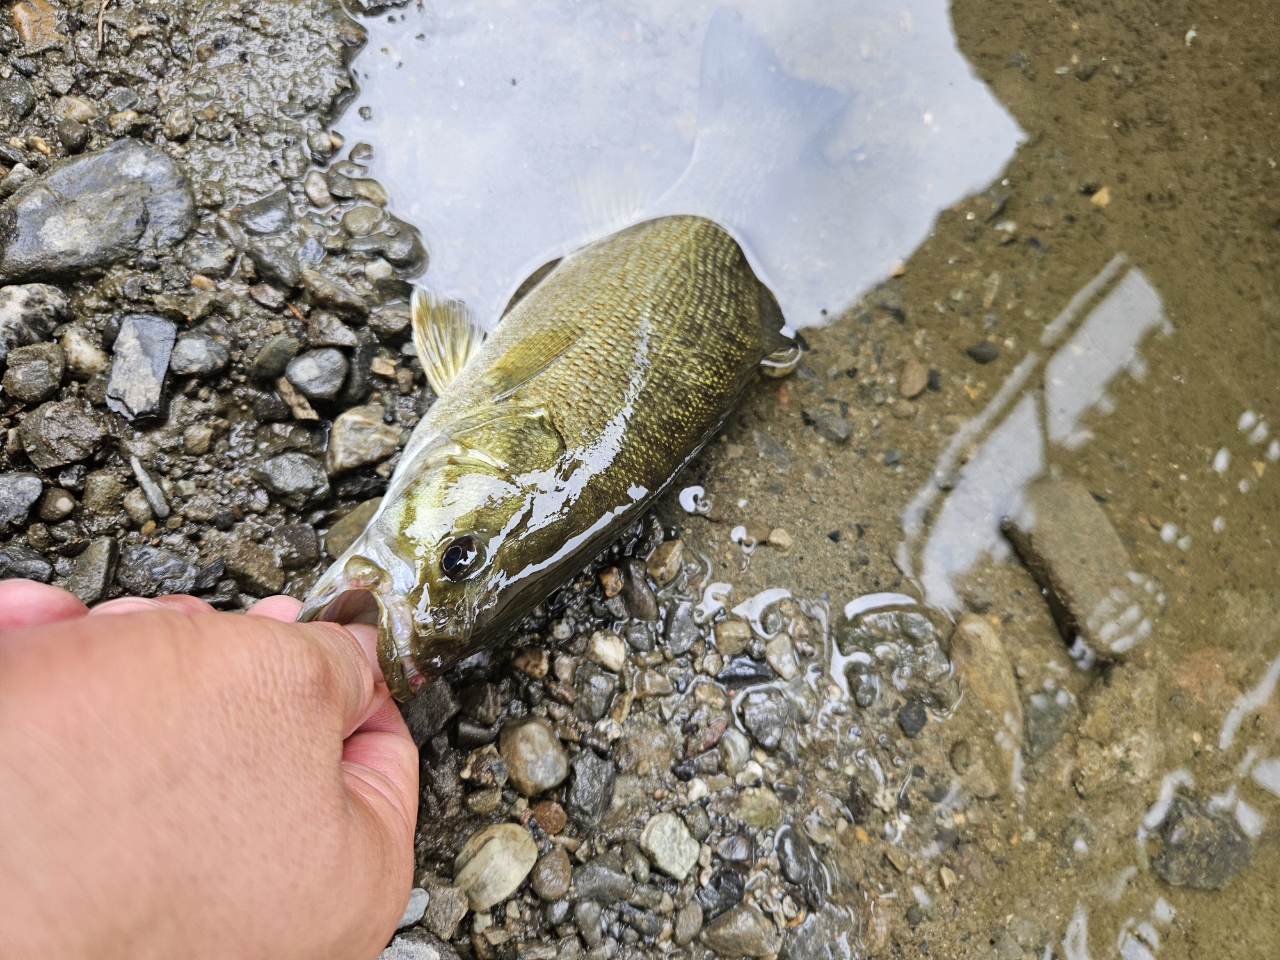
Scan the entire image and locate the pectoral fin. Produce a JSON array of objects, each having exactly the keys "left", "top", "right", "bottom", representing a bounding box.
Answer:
[{"left": 412, "top": 288, "right": 488, "bottom": 395}]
